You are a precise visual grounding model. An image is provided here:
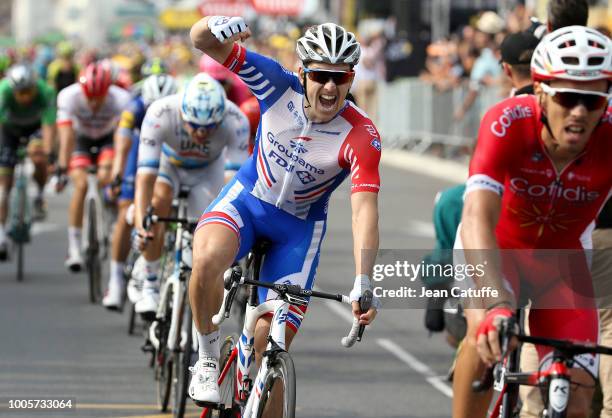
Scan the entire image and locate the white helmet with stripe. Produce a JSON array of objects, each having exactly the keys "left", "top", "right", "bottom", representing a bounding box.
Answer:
[{"left": 296, "top": 23, "right": 361, "bottom": 66}]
